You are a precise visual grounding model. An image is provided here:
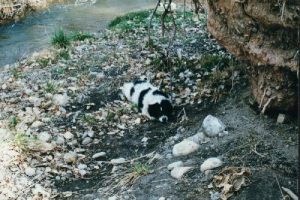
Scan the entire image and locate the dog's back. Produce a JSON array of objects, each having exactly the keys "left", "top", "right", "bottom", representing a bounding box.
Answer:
[{"left": 121, "top": 80, "right": 172, "bottom": 122}]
